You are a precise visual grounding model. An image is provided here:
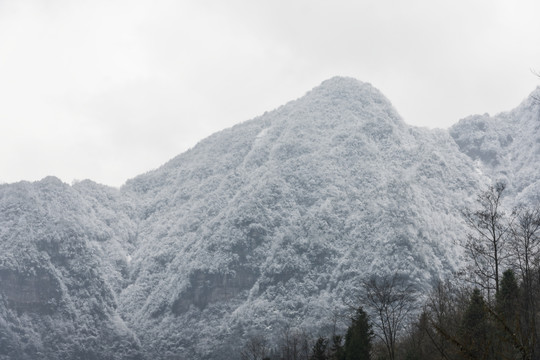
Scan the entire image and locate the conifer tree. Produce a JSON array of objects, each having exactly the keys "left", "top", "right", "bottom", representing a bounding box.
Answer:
[
  {"left": 329, "top": 335, "right": 345, "bottom": 360},
  {"left": 494, "top": 269, "right": 521, "bottom": 359},
  {"left": 460, "top": 288, "right": 489, "bottom": 359},
  {"left": 344, "top": 307, "right": 373, "bottom": 360},
  {"left": 310, "top": 337, "right": 329, "bottom": 360},
  {"left": 496, "top": 269, "right": 519, "bottom": 321}
]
